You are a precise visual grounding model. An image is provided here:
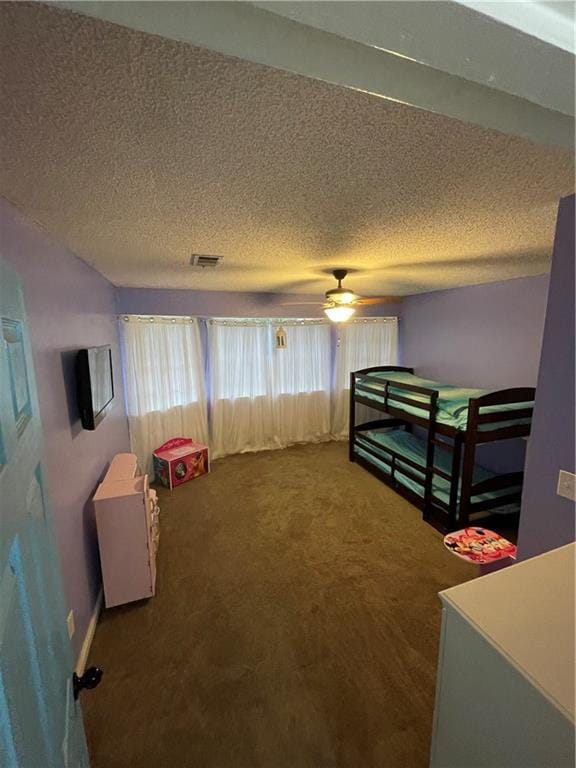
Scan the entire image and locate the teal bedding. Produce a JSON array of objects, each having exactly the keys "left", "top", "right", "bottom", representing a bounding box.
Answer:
[
  {"left": 355, "top": 371, "right": 532, "bottom": 431},
  {"left": 354, "top": 429, "right": 521, "bottom": 514}
]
